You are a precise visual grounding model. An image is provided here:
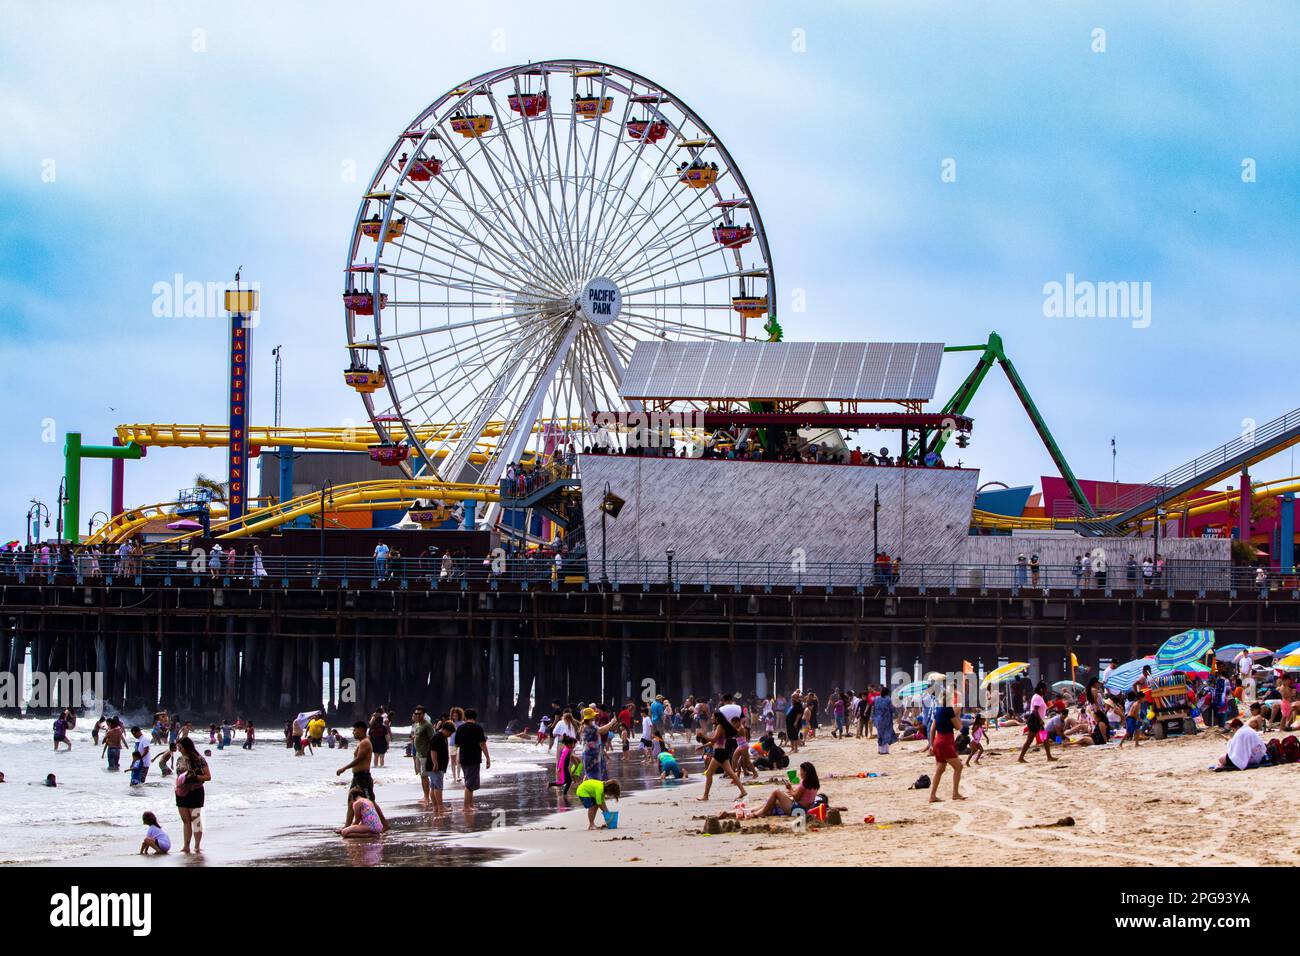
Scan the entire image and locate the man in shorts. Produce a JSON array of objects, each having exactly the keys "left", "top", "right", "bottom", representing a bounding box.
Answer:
[
  {"left": 454, "top": 708, "right": 490, "bottom": 810},
  {"left": 410, "top": 705, "right": 435, "bottom": 803},
  {"left": 428, "top": 720, "right": 453, "bottom": 813},
  {"left": 336, "top": 721, "right": 385, "bottom": 829}
]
